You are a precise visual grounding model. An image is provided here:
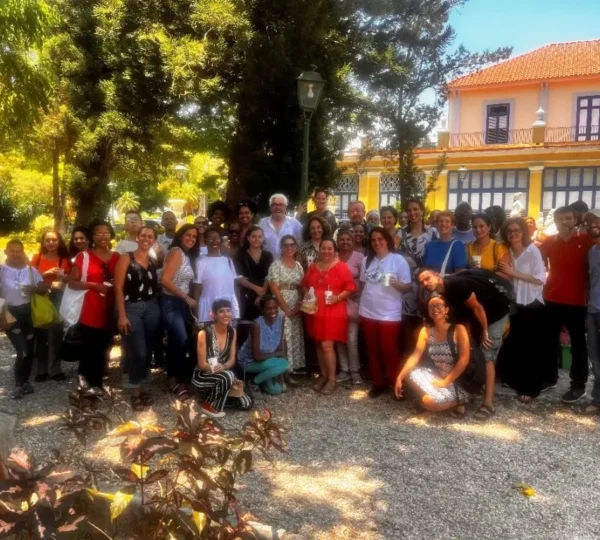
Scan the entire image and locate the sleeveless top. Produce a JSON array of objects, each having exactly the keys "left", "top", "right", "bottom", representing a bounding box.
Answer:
[
  {"left": 206, "top": 324, "right": 234, "bottom": 365},
  {"left": 163, "top": 247, "right": 195, "bottom": 297},
  {"left": 124, "top": 252, "right": 158, "bottom": 303},
  {"left": 426, "top": 327, "right": 458, "bottom": 378},
  {"left": 238, "top": 313, "right": 284, "bottom": 367}
]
